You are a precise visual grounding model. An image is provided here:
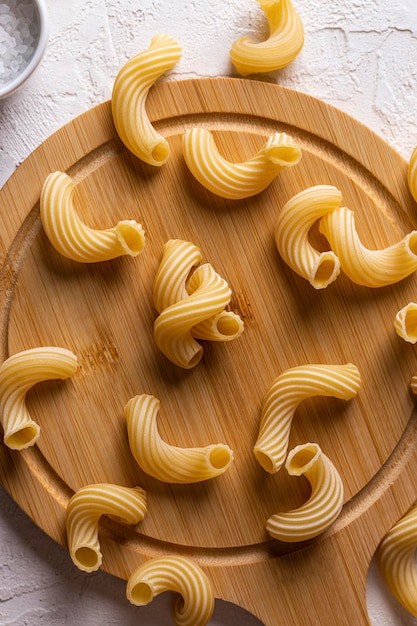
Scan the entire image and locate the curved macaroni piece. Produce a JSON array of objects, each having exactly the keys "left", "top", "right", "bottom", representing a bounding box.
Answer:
[
  {"left": 111, "top": 34, "right": 182, "bottom": 166},
  {"left": 395, "top": 302, "right": 417, "bottom": 344},
  {"left": 126, "top": 556, "right": 214, "bottom": 626},
  {"left": 186, "top": 262, "right": 244, "bottom": 343},
  {"left": 153, "top": 239, "right": 203, "bottom": 314},
  {"left": 124, "top": 394, "right": 234, "bottom": 483},
  {"left": 275, "top": 185, "right": 343, "bottom": 289},
  {"left": 40, "top": 171, "right": 146, "bottom": 263},
  {"left": 230, "top": 0, "right": 304, "bottom": 76},
  {"left": 253, "top": 363, "right": 360, "bottom": 474},
  {"left": 182, "top": 128, "right": 301, "bottom": 199},
  {"left": 66, "top": 483, "right": 147, "bottom": 573},
  {"left": 319, "top": 205, "right": 417, "bottom": 287},
  {"left": 266, "top": 442, "right": 344, "bottom": 542},
  {"left": 154, "top": 261, "right": 242, "bottom": 369},
  {"left": 153, "top": 240, "right": 244, "bottom": 357},
  {"left": 0, "top": 347, "right": 78, "bottom": 450},
  {"left": 190, "top": 310, "right": 244, "bottom": 342},
  {"left": 408, "top": 146, "right": 417, "bottom": 202},
  {"left": 376, "top": 501, "right": 417, "bottom": 616}
]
